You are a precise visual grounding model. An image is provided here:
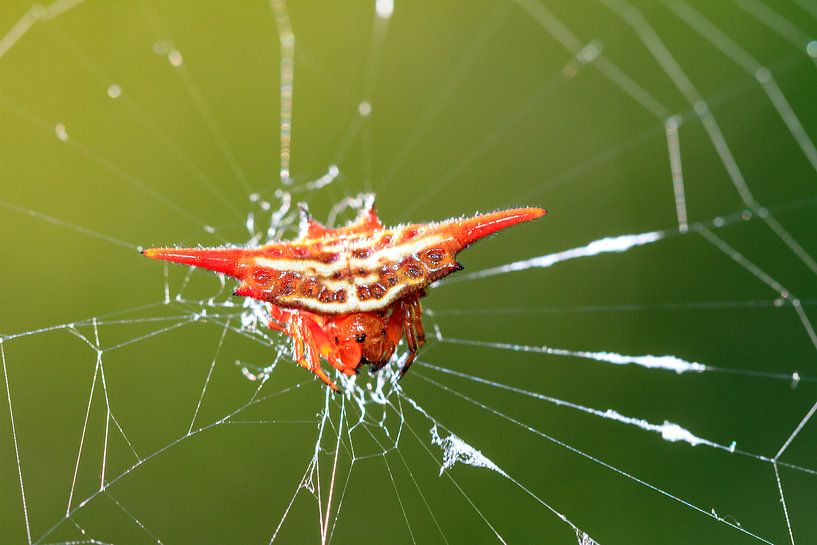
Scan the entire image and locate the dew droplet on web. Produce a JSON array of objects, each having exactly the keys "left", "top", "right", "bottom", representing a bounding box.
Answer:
[
  {"left": 203, "top": 225, "right": 215, "bottom": 234},
  {"left": 168, "top": 49, "right": 183, "bottom": 67},
  {"left": 280, "top": 33, "right": 295, "bottom": 49},
  {"left": 754, "top": 67, "right": 770, "bottom": 83},
  {"left": 249, "top": 192, "right": 260, "bottom": 202},
  {"left": 358, "top": 101, "right": 372, "bottom": 117},
  {"left": 106, "top": 84, "right": 122, "bottom": 99},
  {"left": 54, "top": 122, "right": 69, "bottom": 142},
  {"left": 577, "top": 41, "right": 601, "bottom": 64},
  {"left": 712, "top": 217, "right": 724, "bottom": 227},
  {"left": 808, "top": 40, "right": 817, "bottom": 58},
  {"left": 375, "top": 0, "right": 394, "bottom": 19},
  {"left": 773, "top": 297, "right": 785, "bottom": 307},
  {"left": 281, "top": 84, "right": 293, "bottom": 99},
  {"left": 741, "top": 209, "right": 752, "bottom": 221},
  {"left": 328, "top": 164, "right": 339, "bottom": 177}
]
